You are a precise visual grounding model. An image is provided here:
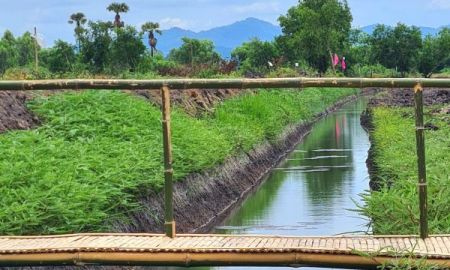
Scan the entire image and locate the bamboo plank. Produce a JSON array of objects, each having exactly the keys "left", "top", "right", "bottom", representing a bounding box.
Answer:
[
  {"left": 425, "top": 238, "right": 436, "bottom": 254},
  {"left": 431, "top": 237, "right": 442, "bottom": 254},
  {"left": 437, "top": 237, "right": 449, "bottom": 254}
]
